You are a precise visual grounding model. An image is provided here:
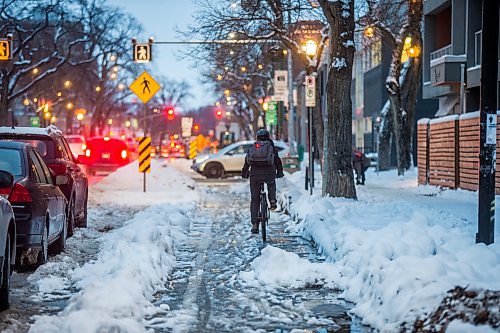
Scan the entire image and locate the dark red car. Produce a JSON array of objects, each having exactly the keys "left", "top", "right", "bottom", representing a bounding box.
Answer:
[{"left": 78, "top": 137, "right": 131, "bottom": 175}]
